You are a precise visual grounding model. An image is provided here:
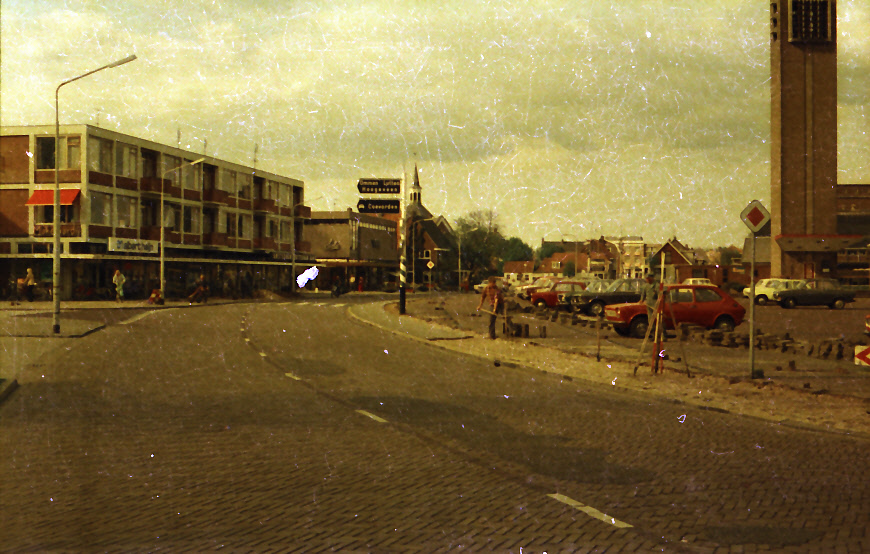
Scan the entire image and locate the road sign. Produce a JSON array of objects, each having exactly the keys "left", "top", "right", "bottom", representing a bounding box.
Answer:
[
  {"left": 357, "top": 198, "right": 400, "bottom": 214},
  {"left": 740, "top": 200, "right": 770, "bottom": 233},
  {"left": 426, "top": 260, "right": 434, "bottom": 269},
  {"left": 357, "top": 178, "right": 401, "bottom": 195},
  {"left": 855, "top": 346, "right": 870, "bottom": 366}
]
